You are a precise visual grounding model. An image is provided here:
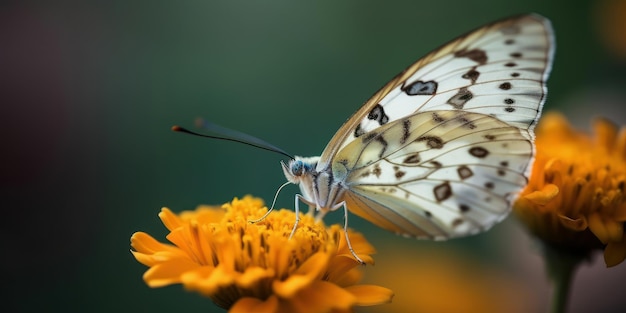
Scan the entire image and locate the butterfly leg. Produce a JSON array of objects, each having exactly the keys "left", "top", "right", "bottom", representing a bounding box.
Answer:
[
  {"left": 289, "top": 194, "right": 315, "bottom": 239},
  {"left": 247, "top": 208, "right": 274, "bottom": 224},
  {"left": 337, "top": 201, "right": 365, "bottom": 264},
  {"left": 248, "top": 181, "right": 291, "bottom": 224}
]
